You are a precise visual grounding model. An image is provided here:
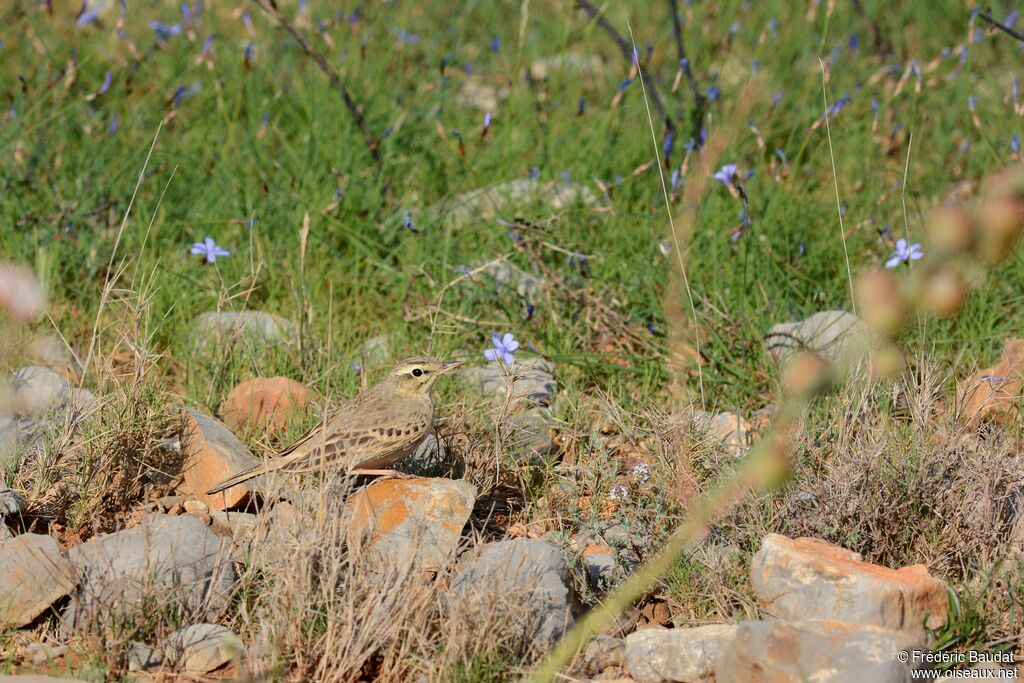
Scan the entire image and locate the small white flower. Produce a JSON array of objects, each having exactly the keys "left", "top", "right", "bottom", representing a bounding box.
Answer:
[
  {"left": 609, "top": 484, "right": 629, "bottom": 501},
  {"left": 631, "top": 463, "right": 651, "bottom": 483}
]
